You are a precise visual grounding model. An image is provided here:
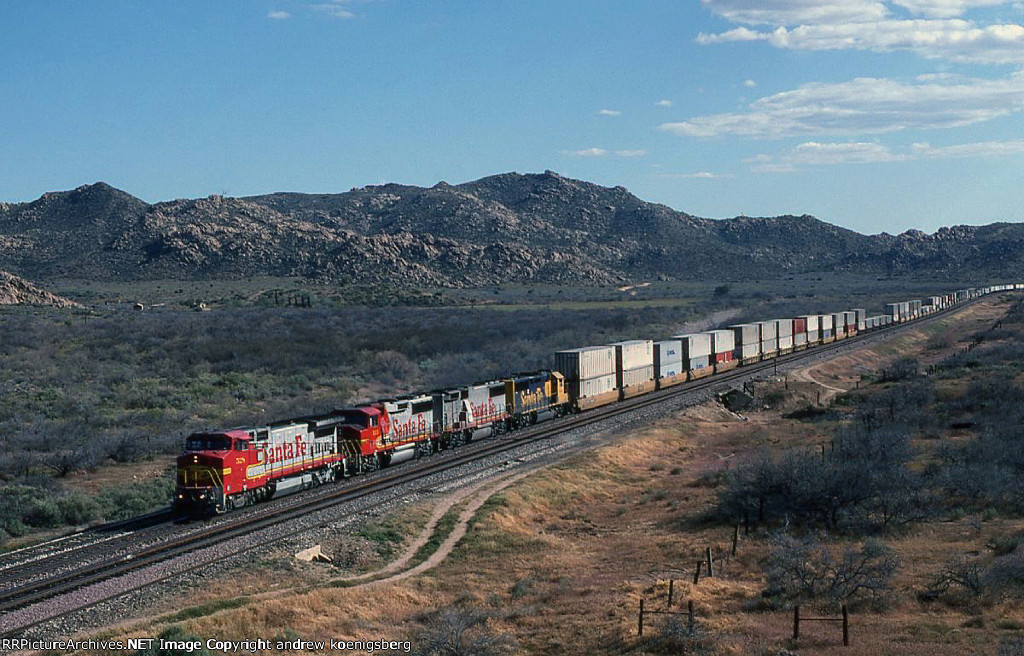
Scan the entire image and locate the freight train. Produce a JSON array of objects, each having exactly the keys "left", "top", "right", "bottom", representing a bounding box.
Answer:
[{"left": 174, "top": 284, "right": 1021, "bottom": 515}]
